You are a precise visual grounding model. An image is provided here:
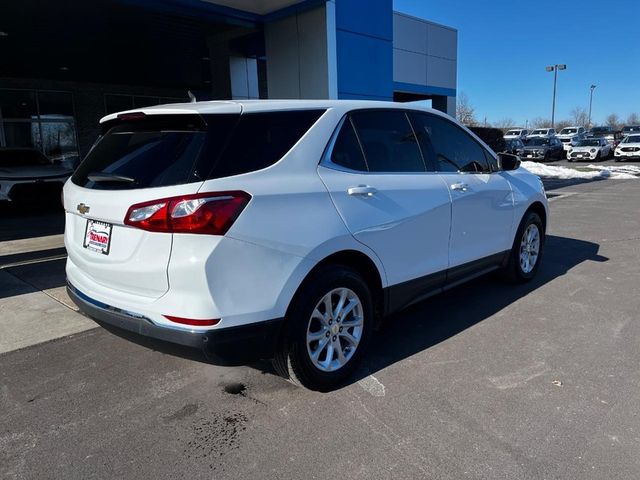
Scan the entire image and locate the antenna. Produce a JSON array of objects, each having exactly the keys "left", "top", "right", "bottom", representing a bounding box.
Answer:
[{"left": 187, "top": 90, "right": 197, "bottom": 103}]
